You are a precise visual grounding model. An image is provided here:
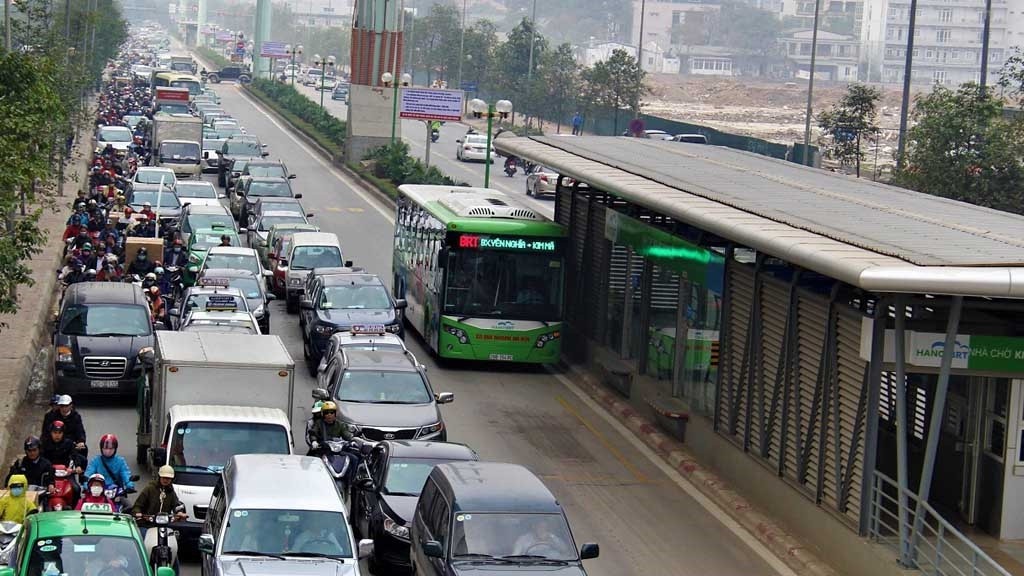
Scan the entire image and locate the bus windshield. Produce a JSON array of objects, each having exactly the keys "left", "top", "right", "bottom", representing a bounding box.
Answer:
[{"left": 444, "top": 249, "right": 563, "bottom": 321}]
